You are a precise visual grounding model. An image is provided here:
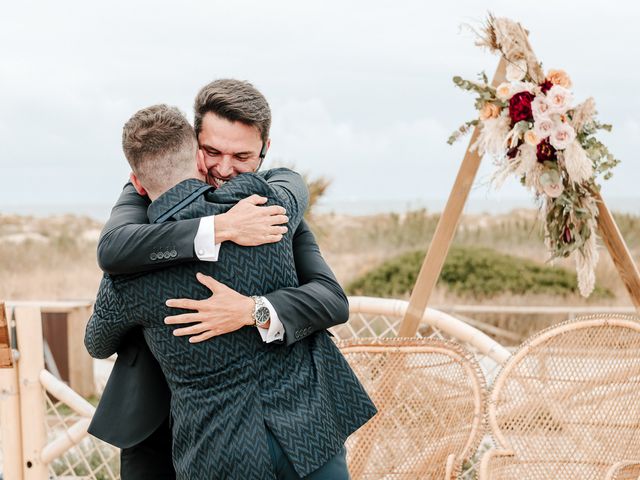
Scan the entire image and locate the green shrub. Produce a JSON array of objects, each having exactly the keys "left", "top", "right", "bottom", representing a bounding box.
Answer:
[{"left": 346, "top": 245, "right": 613, "bottom": 299}]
